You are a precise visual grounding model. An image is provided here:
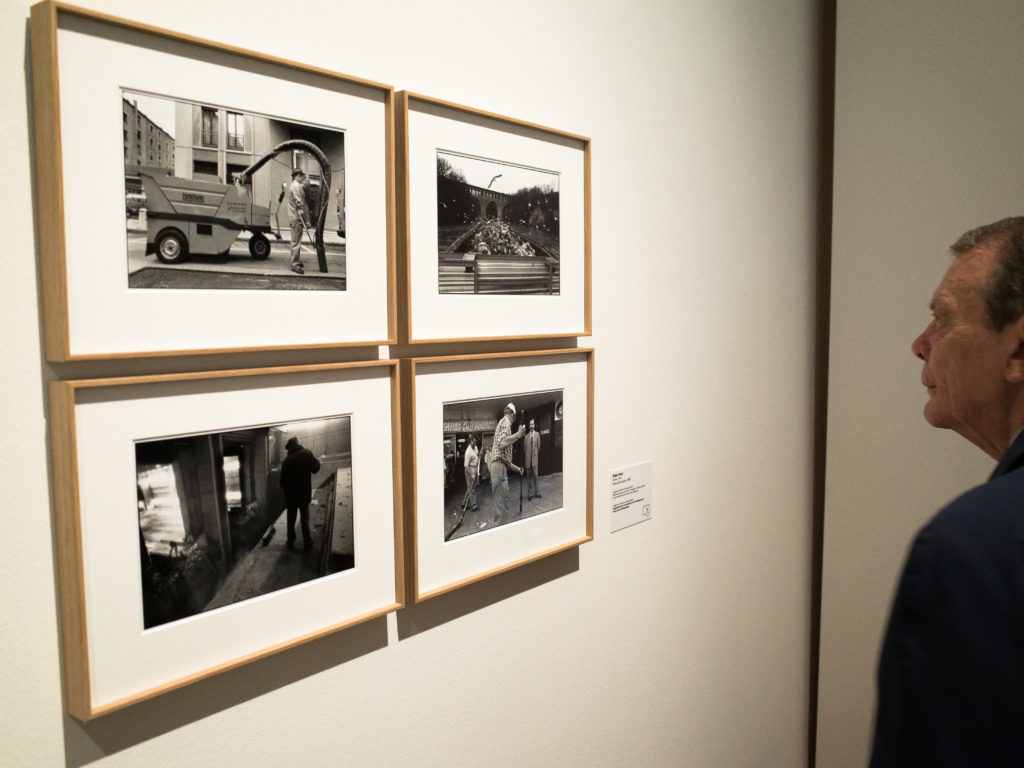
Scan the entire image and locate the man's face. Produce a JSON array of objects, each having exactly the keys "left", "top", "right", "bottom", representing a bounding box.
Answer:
[
  {"left": 529, "top": 420, "right": 535, "bottom": 431},
  {"left": 911, "top": 248, "right": 1018, "bottom": 444}
]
